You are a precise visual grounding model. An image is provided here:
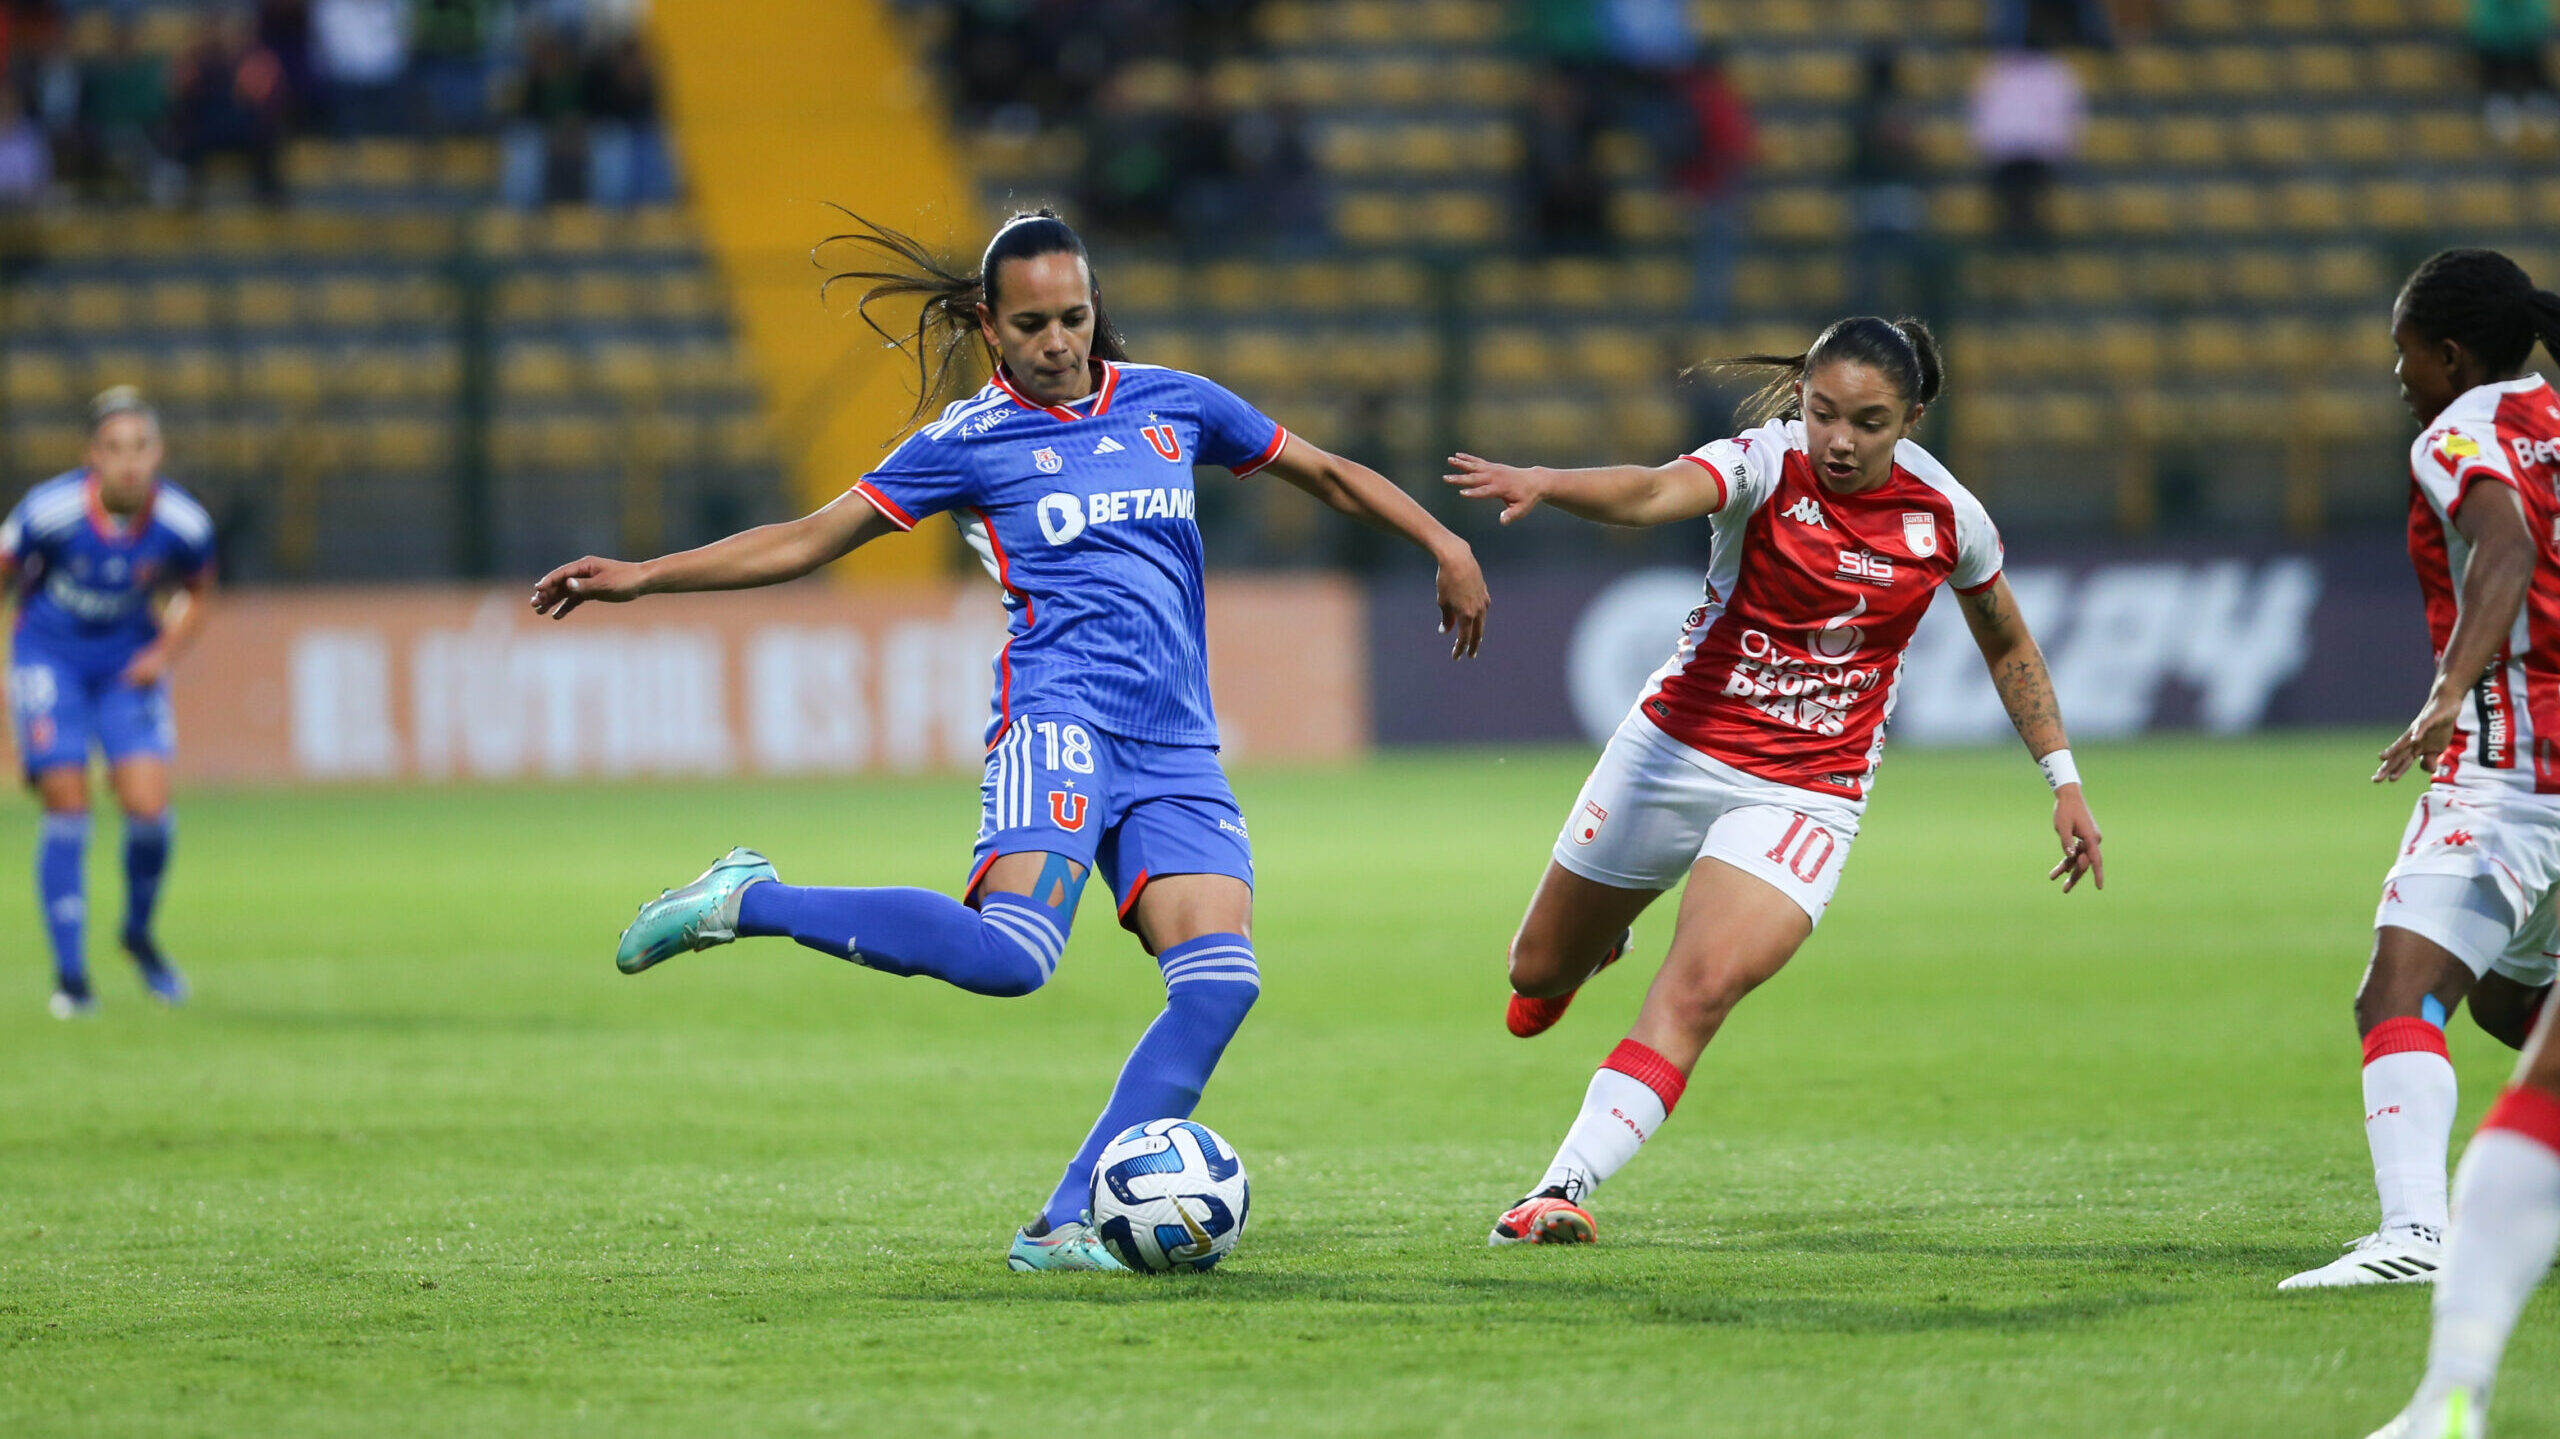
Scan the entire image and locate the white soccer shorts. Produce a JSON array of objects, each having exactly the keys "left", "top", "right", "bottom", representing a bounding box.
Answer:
[
  {"left": 2375, "top": 785, "right": 2560, "bottom": 986},
  {"left": 1551, "top": 712, "right": 1862, "bottom": 925}
]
